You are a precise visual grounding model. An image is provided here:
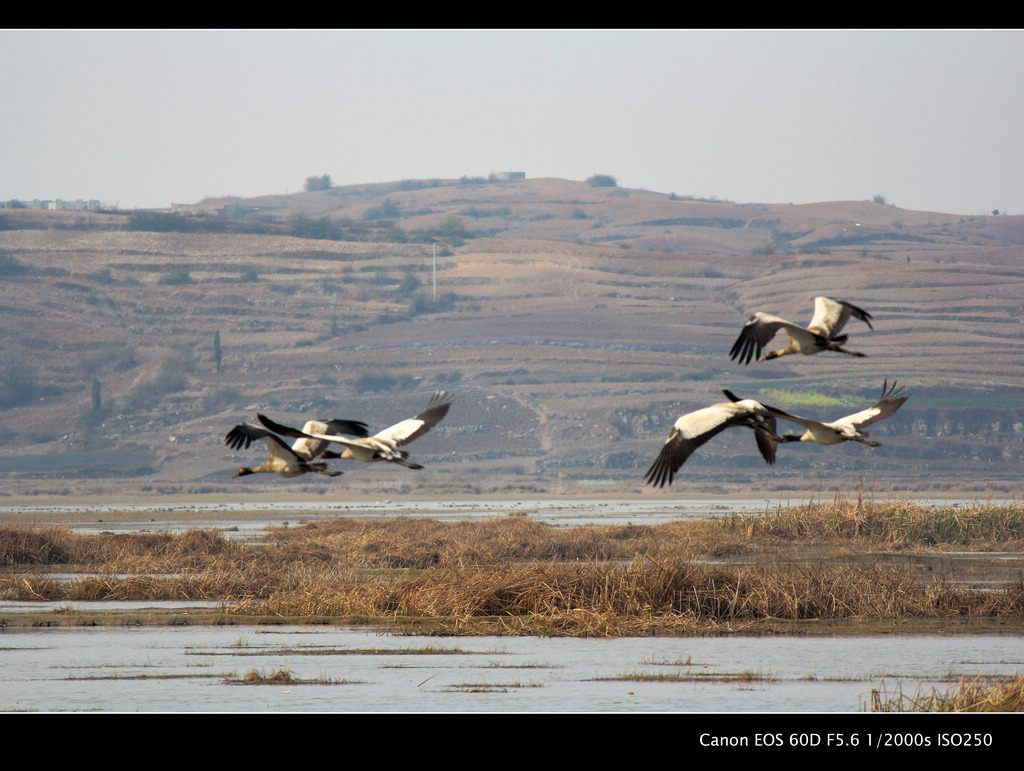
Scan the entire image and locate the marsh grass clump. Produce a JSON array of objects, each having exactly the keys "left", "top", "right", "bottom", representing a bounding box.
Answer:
[
  {"left": 234, "top": 668, "right": 297, "bottom": 685},
  {"left": 0, "top": 526, "right": 78, "bottom": 565},
  {"left": 2, "top": 505, "right": 1023, "bottom": 635},
  {"left": 868, "top": 673, "right": 1024, "bottom": 712},
  {"left": 0, "top": 525, "right": 263, "bottom": 602},
  {"left": 719, "top": 499, "right": 1024, "bottom": 548},
  {"left": 0, "top": 525, "right": 239, "bottom": 569},
  {"left": 226, "top": 667, "right": 357, "bottom": 686},
  {"left": 227, "top": 555, "right": 1023, "bottom": 636},
  {"left": 603, "top": 669, "right": 772, "bottom": 683},
  {"left": 259, "top": 516, "right": 654, "bottom": 569}
]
